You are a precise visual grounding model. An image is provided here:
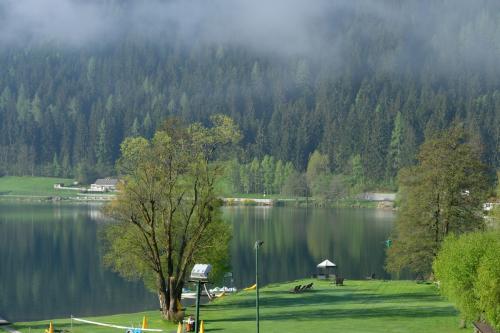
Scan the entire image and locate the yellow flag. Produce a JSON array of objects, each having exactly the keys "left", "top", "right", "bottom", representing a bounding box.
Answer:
[
  {"left": 176, "top": 322, "right": 183, "bottom": 333},
  {"left": 142, "top": 316, "right": 148, "bottom": 329},
  {"left": 199, "top": 320, "right": 205, "bottom": 333}
]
